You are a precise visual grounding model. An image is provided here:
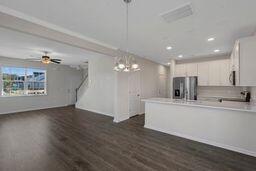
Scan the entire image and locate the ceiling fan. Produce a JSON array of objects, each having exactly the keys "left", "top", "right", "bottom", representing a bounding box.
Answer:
[{"left": 27, "top": 51, "right": 62, "bottom": 64}]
